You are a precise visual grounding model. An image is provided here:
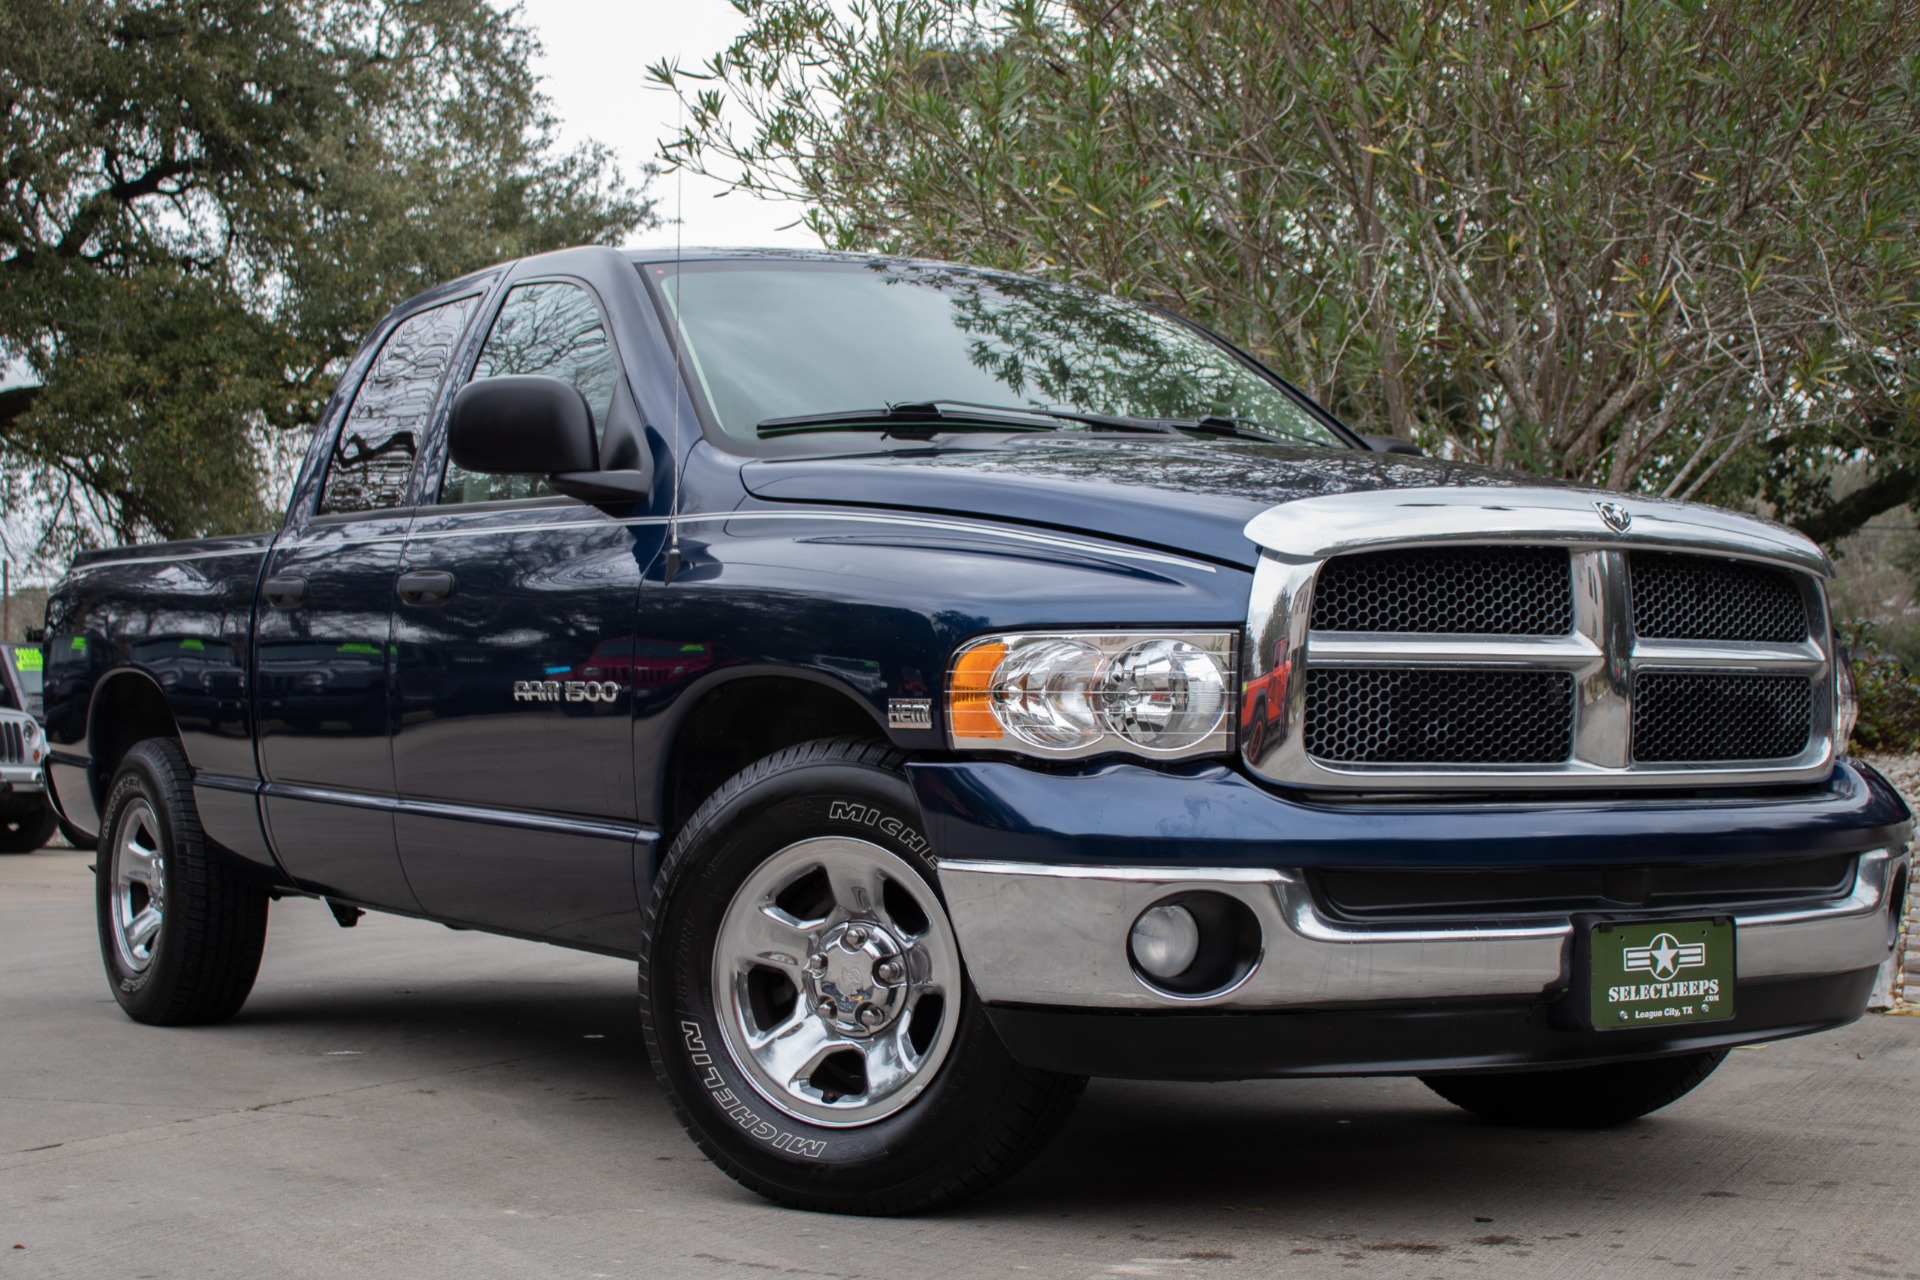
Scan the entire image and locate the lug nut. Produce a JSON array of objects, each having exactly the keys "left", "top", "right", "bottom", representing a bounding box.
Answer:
[
  {"left": 843, "top": 925, "right": 868, "bottom": 947},
  {"left": 875, "top": 959, "right": 903, "bottom": 984},
  {"left": 856, "top": 1005, "right": 885, "bottom": 1028},
  {"left": 816, "top": 999, "right": 837, "bottom": 1020},
  {"left": 806, "top": 952, "right": 828, "bottom": 971}
]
